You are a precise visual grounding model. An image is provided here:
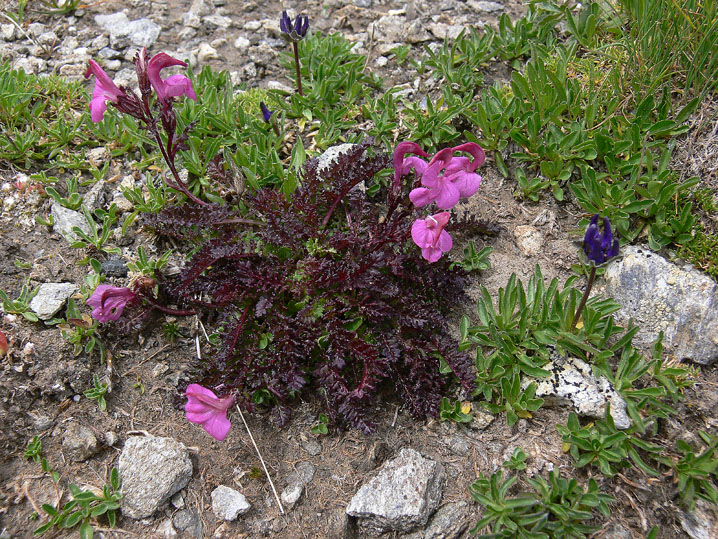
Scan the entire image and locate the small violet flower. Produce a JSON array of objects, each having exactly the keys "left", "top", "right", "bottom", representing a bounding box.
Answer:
[
  {"left": 86, "top": 285, "right": 137, "bottom": 323},
  {"left": 392, "top": 141, "right": 430, "bottom": 188},
  {"left": 583, "top": 214, "right": 619, "bottom": 265},
  {"left": 84, "top": 59, "right": 126, "bottom": 123},
  {"left": 411, "top": 212, "right": 453, "bottom": 263},
  {"left": 146, "top": 52, "right": 196, "bottom": 105},
  {"left": 260, "top": 101, "right": 273, "bottom": 122},
  {"left": 185, "top": 384, "right": 235, "bottom": 441},
  {"left": 279, "top": 10, "right": 309, "bottom": 42}
]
